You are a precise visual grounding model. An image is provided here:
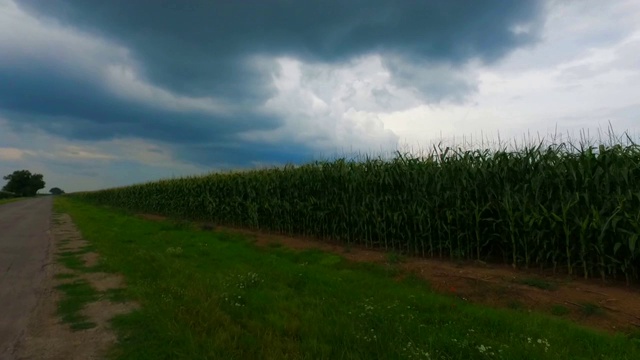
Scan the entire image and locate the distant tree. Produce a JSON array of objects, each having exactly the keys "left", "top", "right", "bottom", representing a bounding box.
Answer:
[
  {"left": 2, "top": 170, "right": 46, "bottom": 197},
  {"left": 49, "top": 187, "right": 65, "bottom": 195}
]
